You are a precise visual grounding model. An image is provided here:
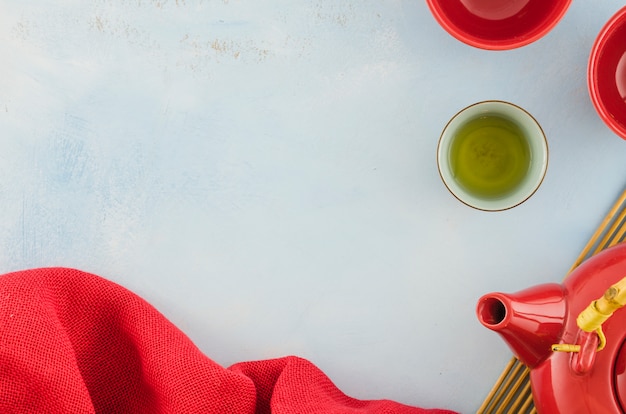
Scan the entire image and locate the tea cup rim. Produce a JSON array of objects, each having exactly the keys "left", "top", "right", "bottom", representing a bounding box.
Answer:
[
  {"left": 425, "top": 0, "right": 572, "bottom": 51},
  {"left": 436, "top": 100, "right": 549, "bottom": 212},
  {"left": 587, "top": 5, "right": 626, "bottom": 140}
]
